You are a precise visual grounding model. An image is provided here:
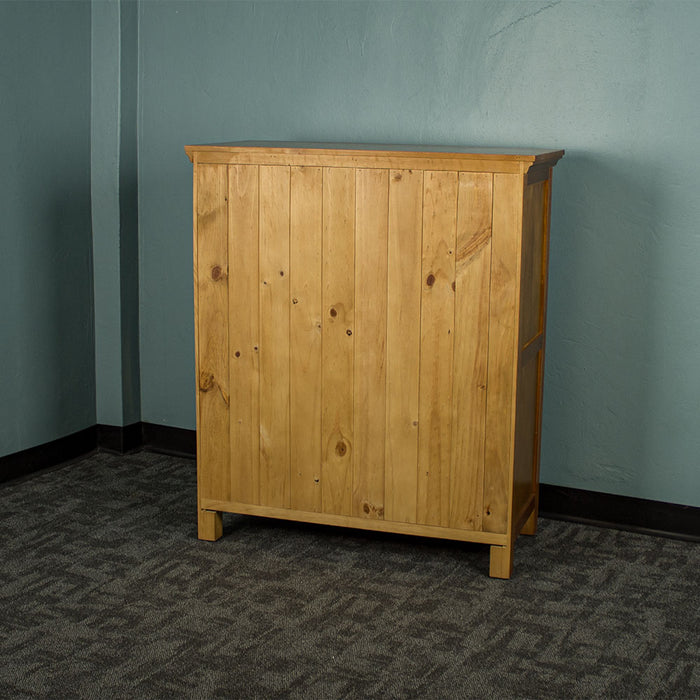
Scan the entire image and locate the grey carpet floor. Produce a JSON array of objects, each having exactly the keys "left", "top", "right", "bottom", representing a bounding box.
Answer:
[{"left": 0, "top": 450, "right": 698, "bottom": 699}]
